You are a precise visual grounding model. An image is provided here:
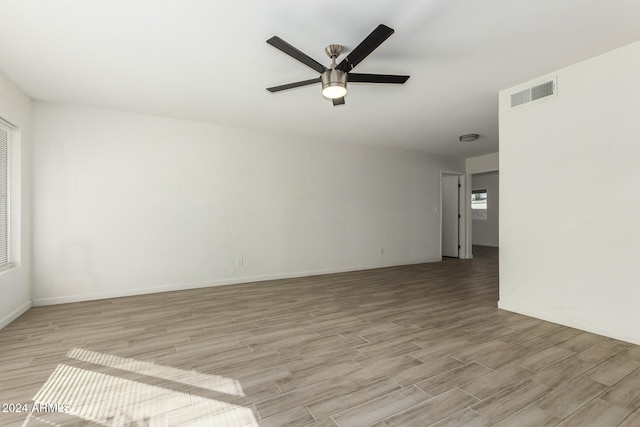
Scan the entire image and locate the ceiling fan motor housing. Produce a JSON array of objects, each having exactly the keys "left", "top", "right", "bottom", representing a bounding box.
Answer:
[{"left": 321, "top": 68, "right": 347, "bottom": 99}]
